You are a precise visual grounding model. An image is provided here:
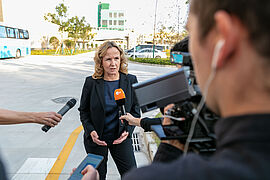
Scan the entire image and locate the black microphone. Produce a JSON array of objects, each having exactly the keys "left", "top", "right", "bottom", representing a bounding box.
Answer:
[
  {"left": 41, "top": 98, "right": 77, "bottom": 132},
  {"left": 114, "top": 89, "right": 128, "bottom": 128}
]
